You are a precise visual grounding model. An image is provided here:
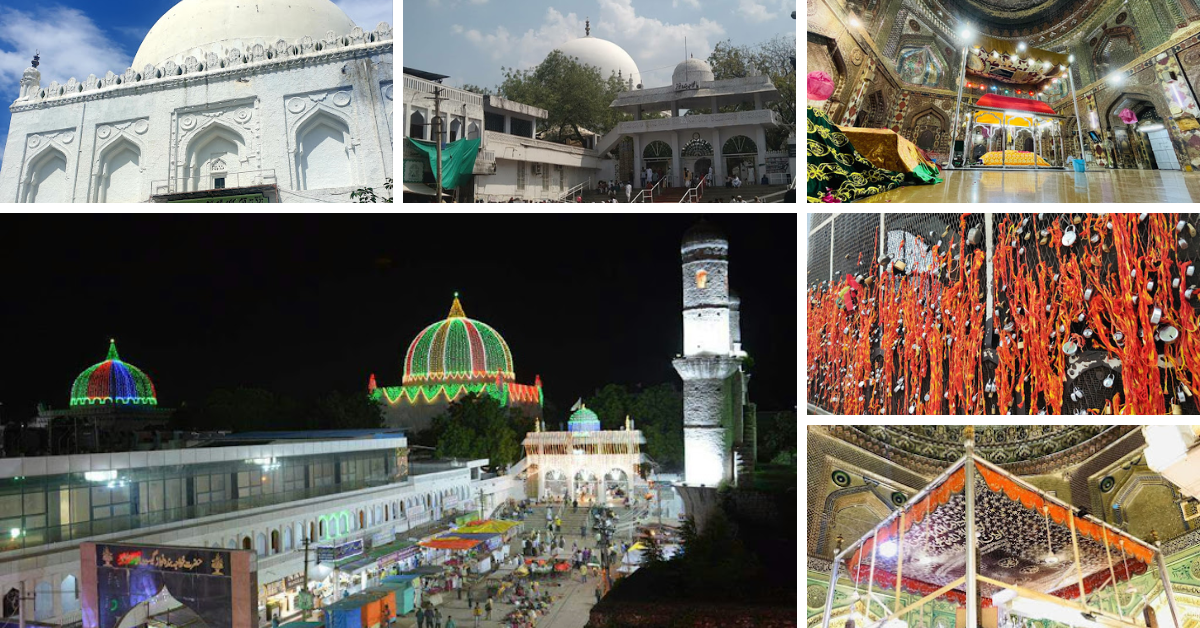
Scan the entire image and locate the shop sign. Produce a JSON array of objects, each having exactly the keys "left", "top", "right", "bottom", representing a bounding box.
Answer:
[
  {"left": 297, "top": 591, "right": 314, "bottom": 611},
  {"left": 262, "top": 579, "right": 286, "bottom": 598},
  {"left": 317, "top": 540, "right": 363, "bottom": 562},
  {"left": 286, "top": 573, "right": 306, "bottom": 590},
  {"left": 372, "top": 531, "right": 395, "bottom": 547}
]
